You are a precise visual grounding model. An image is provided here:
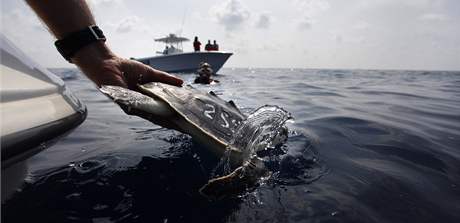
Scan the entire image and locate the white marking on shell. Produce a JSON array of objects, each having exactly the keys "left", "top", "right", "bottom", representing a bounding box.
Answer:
[
  {"left": 204, "top": 104, "right": 215, "bottom": 119},
  {"left": 220, "top": 112, "right": 230, "bottom": 128}
]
